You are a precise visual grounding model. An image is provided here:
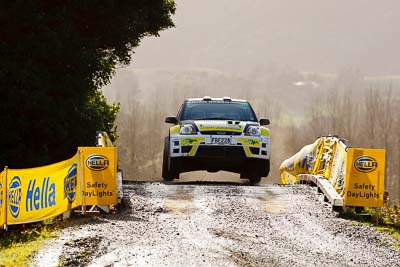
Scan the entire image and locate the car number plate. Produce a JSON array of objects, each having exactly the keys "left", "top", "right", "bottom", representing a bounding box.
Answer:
[{"left": 207, "top": 137, "right": 233, "bottom": 145}]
